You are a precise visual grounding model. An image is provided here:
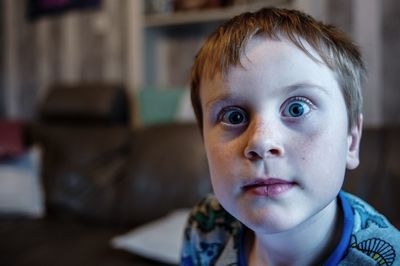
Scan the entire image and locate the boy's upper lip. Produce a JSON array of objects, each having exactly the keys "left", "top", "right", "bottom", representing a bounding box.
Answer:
[{"left": 242, "top": 177, "right": 295, "bottom": 188}]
